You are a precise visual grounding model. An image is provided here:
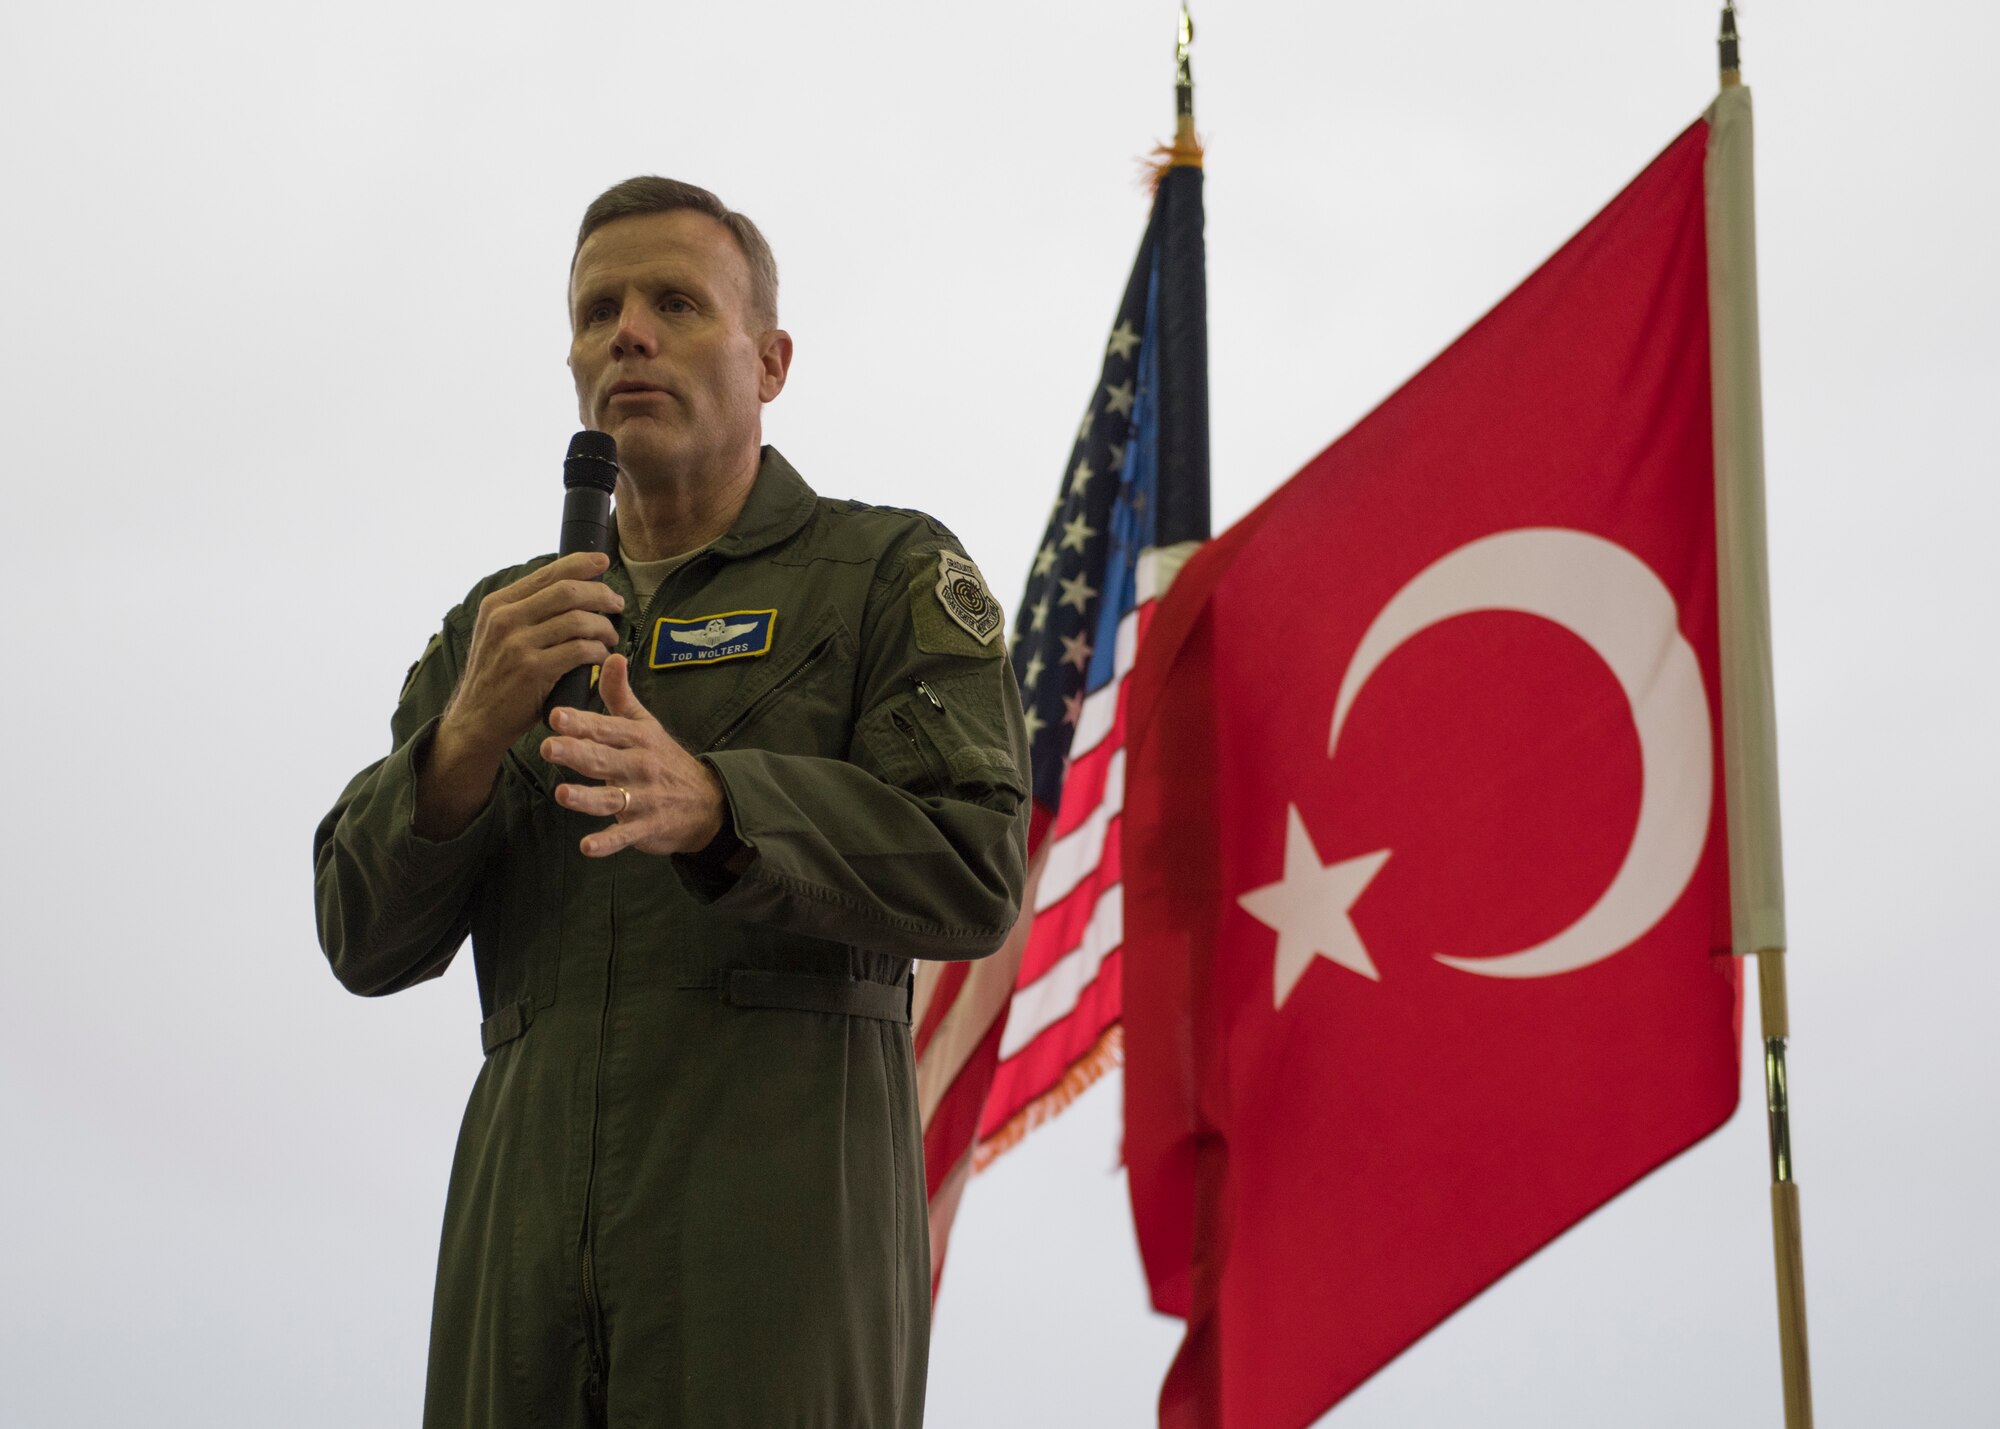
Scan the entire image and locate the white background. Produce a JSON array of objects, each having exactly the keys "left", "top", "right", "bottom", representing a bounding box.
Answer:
[{"left": 3, "top": 2, "right": 1995, "bottom": 1425}]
